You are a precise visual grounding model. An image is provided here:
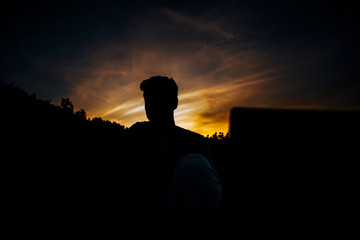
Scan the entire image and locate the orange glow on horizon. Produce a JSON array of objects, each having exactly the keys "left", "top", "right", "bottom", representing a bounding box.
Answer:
[
  {"left": 85, "top": 72, "right": 280, "bottom": 136},
  {"left": 56, "top": 8, "right": 357, "bottom": 137}
]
